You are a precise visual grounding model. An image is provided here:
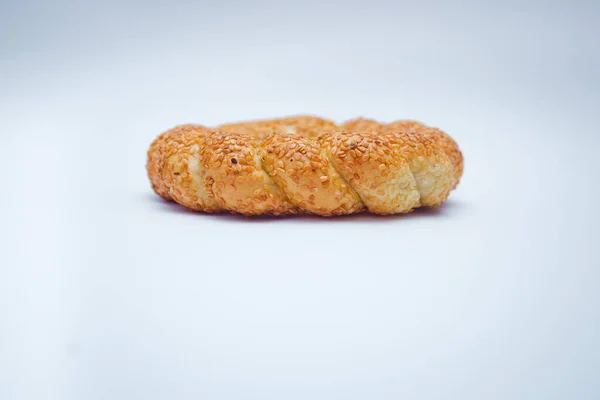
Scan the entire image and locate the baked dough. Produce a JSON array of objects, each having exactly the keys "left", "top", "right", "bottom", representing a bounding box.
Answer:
[{"left": 147, "top": 116, "right": 463, "bottom": 216}]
